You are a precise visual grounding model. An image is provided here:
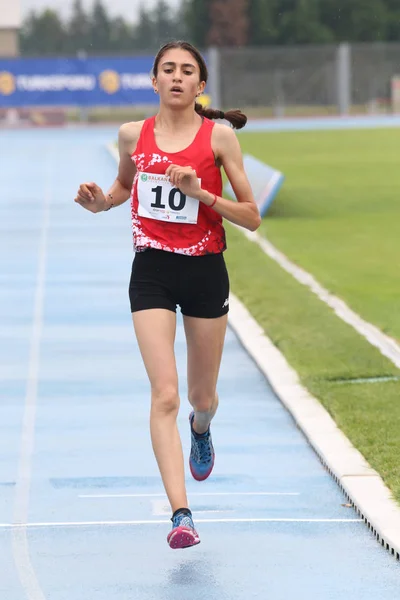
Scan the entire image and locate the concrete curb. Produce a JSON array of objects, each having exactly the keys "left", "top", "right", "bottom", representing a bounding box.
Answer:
[
  {"left": 228, "top": 293, "right": 400, "bottom": 561},
  {"left": 238, "top": 228, "right": 400, "bottom": 370}
]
